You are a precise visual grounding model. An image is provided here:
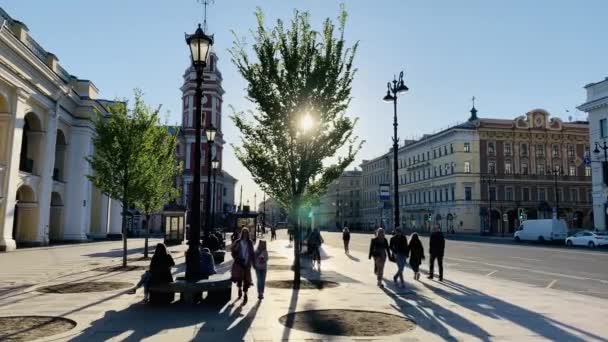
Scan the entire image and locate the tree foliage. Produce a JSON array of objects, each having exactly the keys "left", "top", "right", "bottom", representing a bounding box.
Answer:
[
  {"left": 230, "top": 5, "right": 363, "bottom": 215},
  {"left": 86, "top": 90, "right": 165, "bottom": 266},
  {"left": 135, "top": 124, "right": 182, "bottom": 258}
]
